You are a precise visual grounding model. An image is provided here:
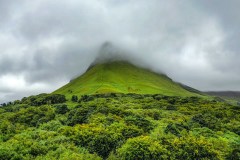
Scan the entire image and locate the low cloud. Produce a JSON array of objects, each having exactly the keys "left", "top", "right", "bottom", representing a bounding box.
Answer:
[{"left": 0, "top": 0, "right": 240, "bottom": 103}]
